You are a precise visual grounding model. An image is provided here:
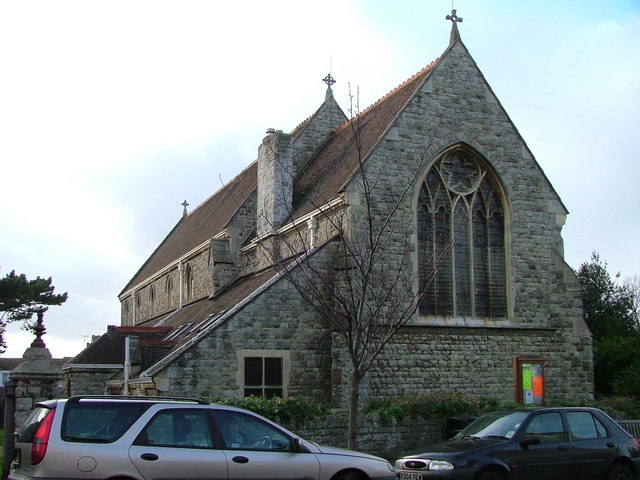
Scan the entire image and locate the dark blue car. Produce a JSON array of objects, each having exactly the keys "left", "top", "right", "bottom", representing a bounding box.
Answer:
[{"left": 396, "top": 407, "right": 640, "bottom": 480}]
